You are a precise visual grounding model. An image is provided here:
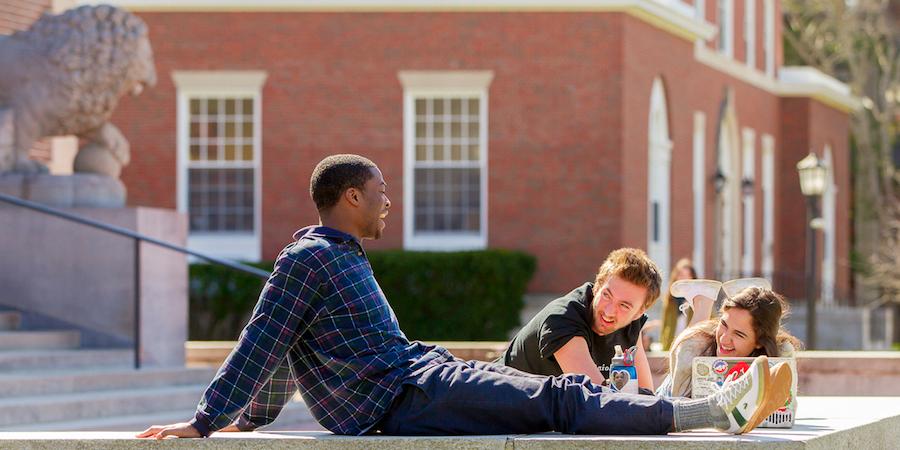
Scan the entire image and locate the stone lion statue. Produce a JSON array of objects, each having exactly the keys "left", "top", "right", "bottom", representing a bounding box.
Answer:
[{"left": 0, "top": 4, "right": 156, "bottom": 177}]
